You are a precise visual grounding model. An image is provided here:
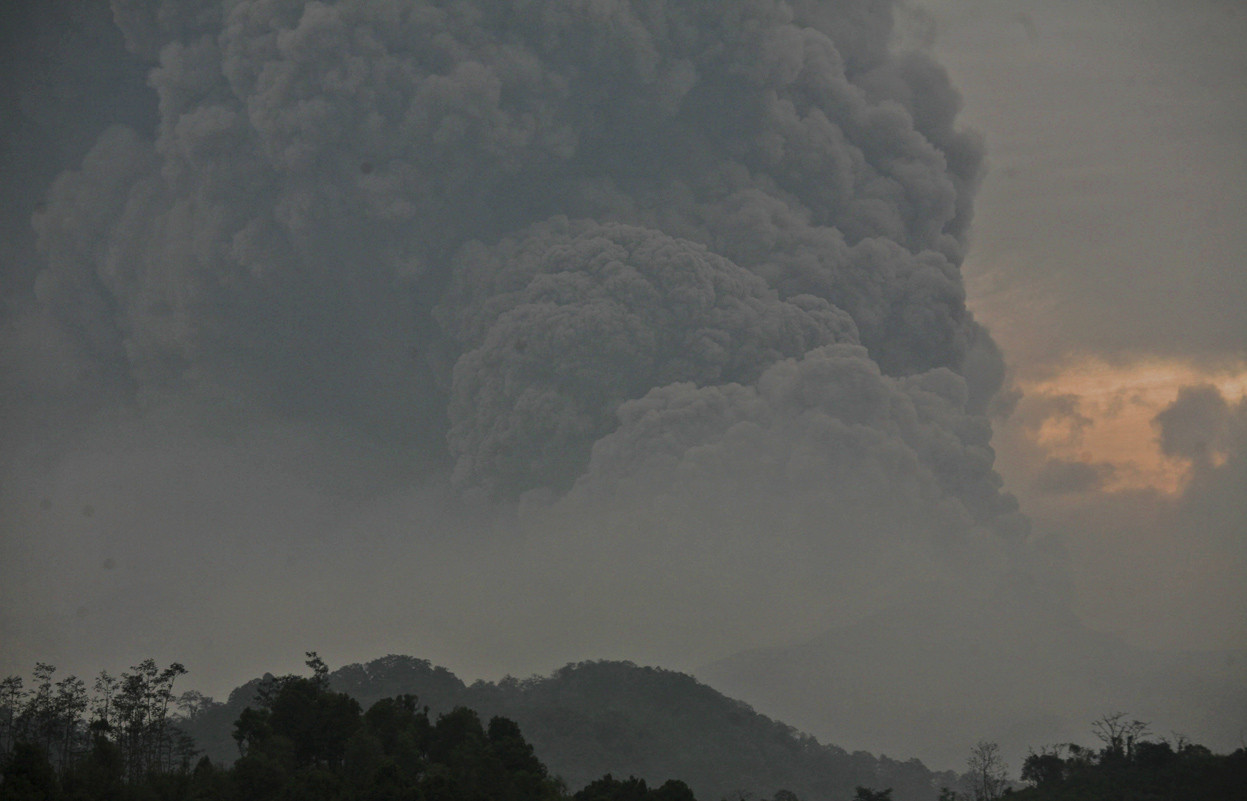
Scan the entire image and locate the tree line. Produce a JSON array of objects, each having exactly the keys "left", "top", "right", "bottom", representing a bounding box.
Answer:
[
  {"left": 928, "top": 713, "right": 1247, "bottom": 801},
  {"left": 1, "top": 658, "right": 195, "bottom": 796},
  {"left": 0, "top": 655, "right": 695, "bottom": 801},
  {"left": 3, "top": 658, "right": 1243, "bottom": 801},
  {"left": 1005, "top": 712, "right": 1247, "bottom": 800}
]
